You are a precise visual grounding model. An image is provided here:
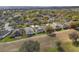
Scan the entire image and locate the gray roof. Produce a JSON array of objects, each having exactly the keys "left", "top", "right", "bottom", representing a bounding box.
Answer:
[
  {"left": 35, "top": 26, "right": 44, "bottom": 33},
  {"left": 24, "top": 27, "right": 35, "bottom": 34},
  {"left": 0, "top": 30, "right": 11, "bottom": 39}
]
